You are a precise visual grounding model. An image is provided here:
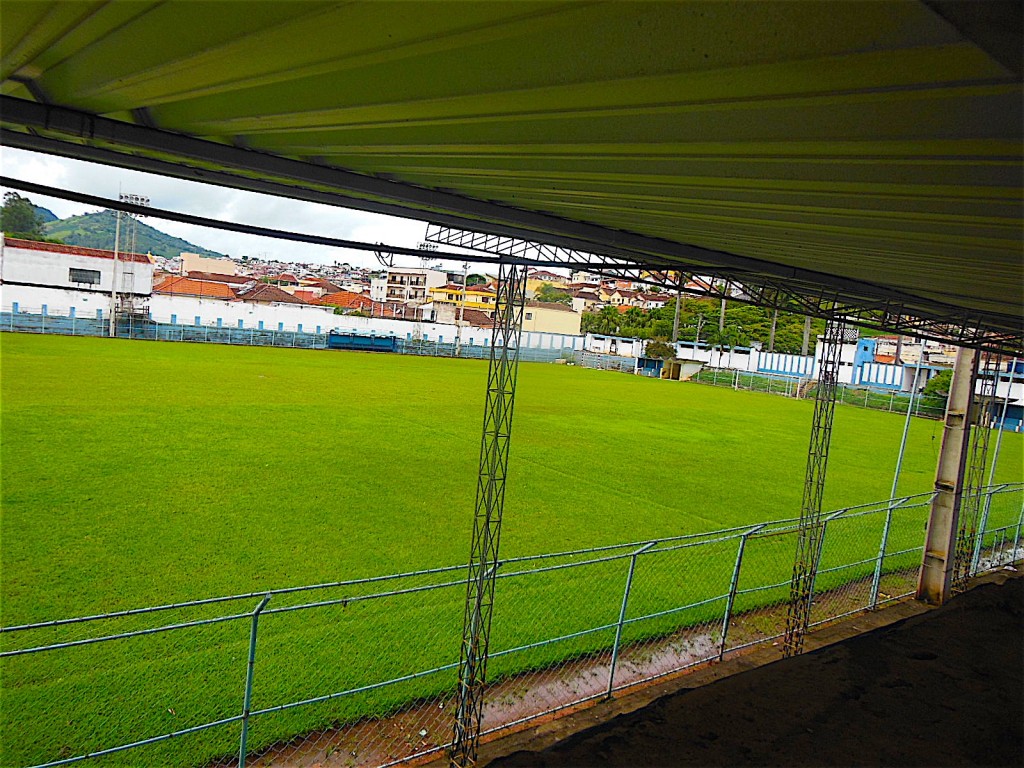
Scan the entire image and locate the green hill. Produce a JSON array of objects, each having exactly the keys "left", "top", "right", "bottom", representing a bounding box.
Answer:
[
  {"left": 31, "top": 204, "right": 58, "bottom": 224},
  {"left": 43, "top": 209, "right": 224, "bottom": 259}
]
